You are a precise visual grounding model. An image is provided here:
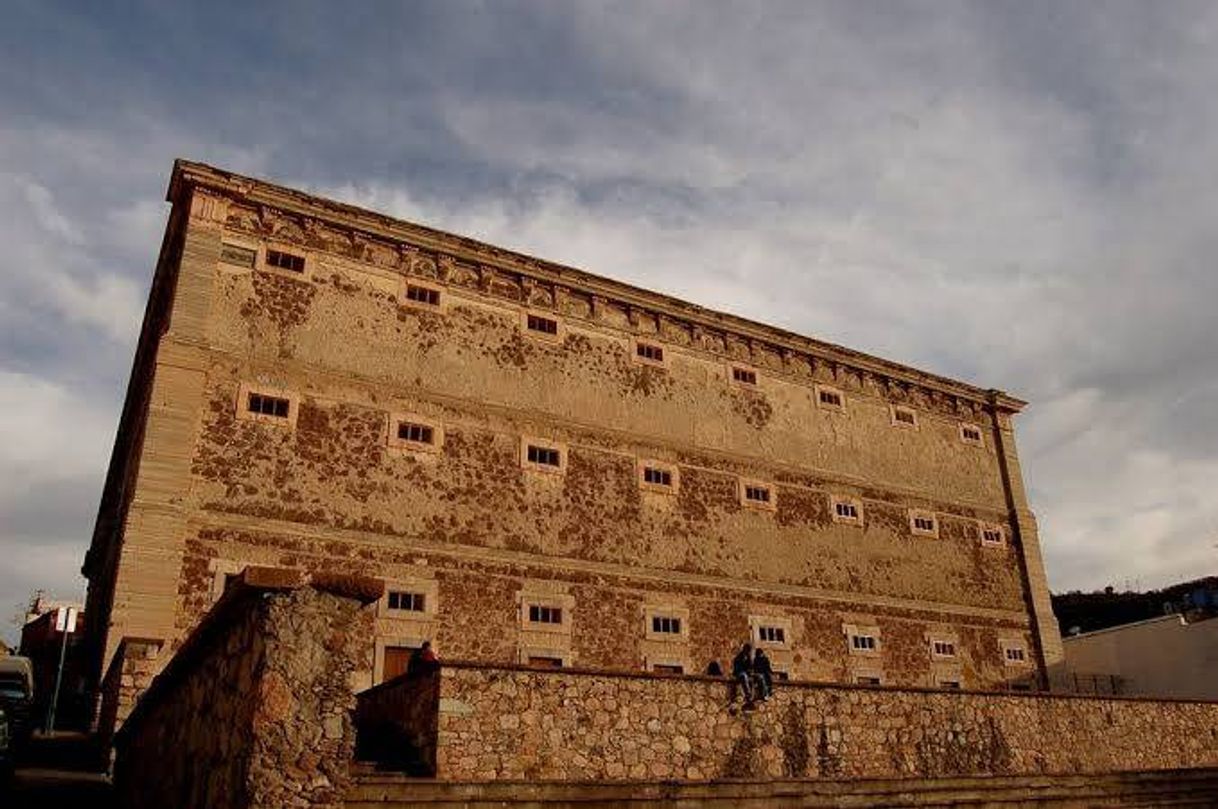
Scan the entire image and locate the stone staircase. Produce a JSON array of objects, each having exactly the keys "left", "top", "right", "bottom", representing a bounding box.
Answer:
[{"left": 345, "top": 766, "right": 1218, "bottom": 808}]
